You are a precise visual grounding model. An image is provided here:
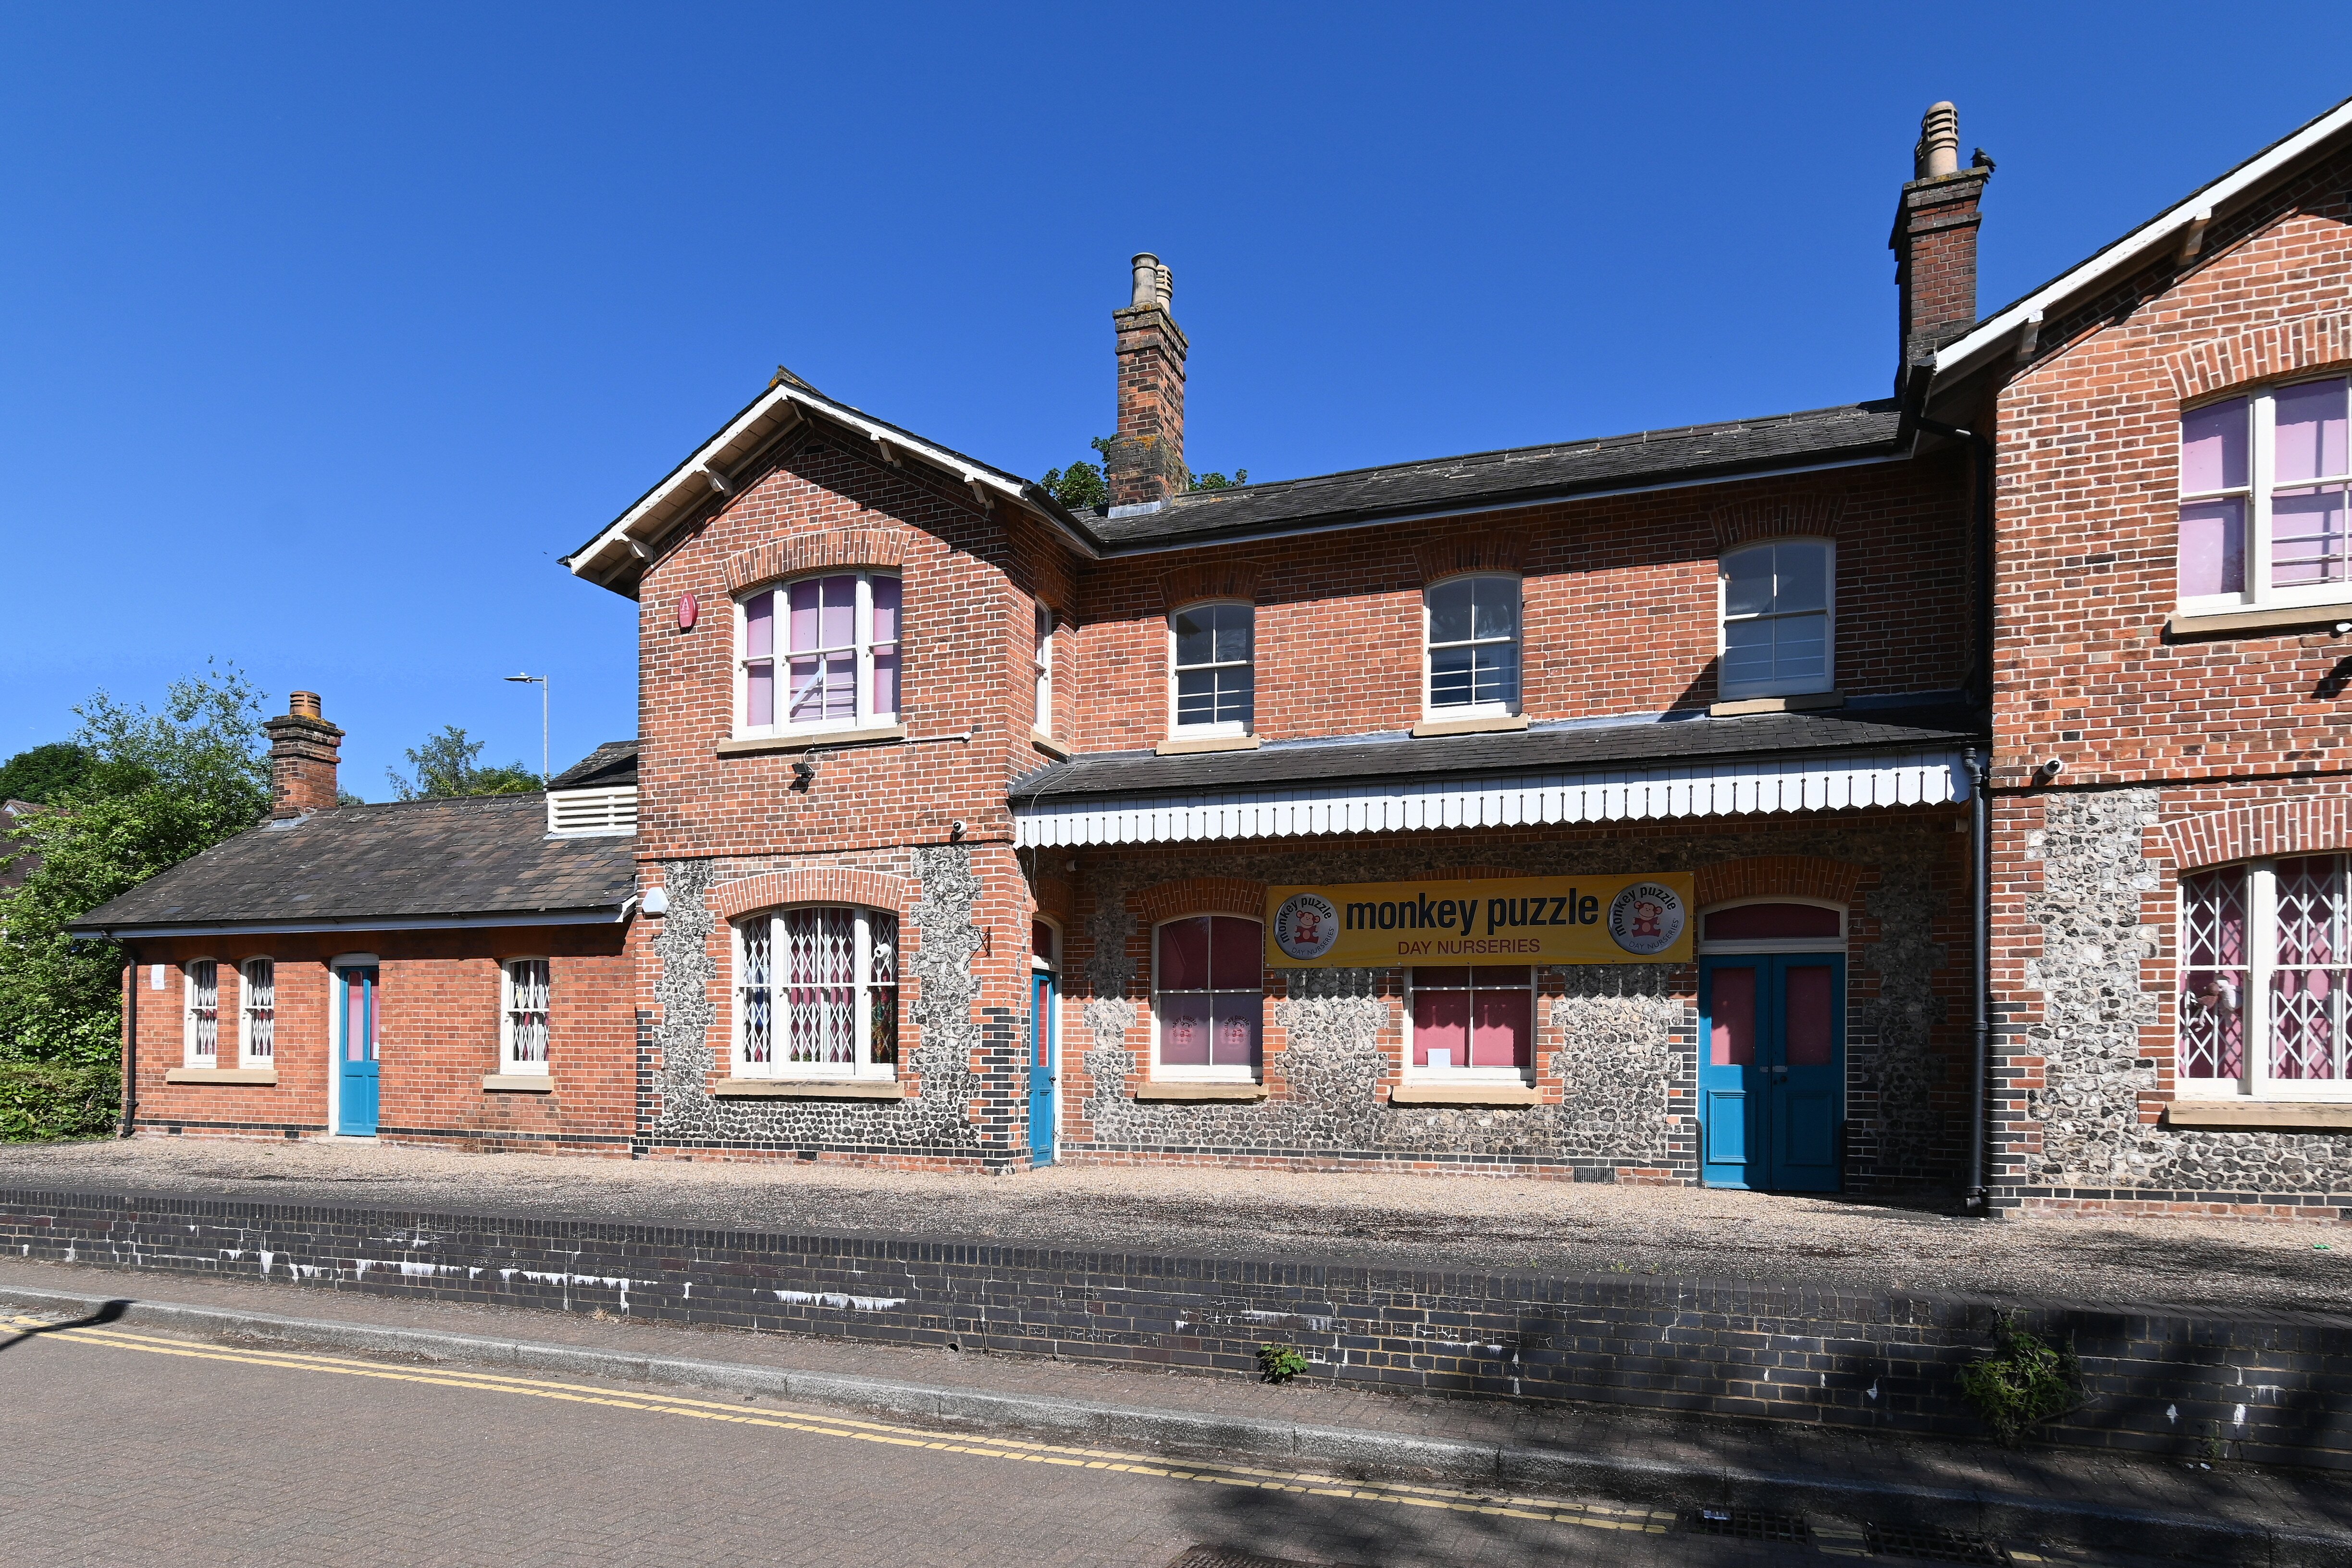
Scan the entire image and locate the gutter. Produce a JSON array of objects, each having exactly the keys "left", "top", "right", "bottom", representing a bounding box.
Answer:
[
  {"left": 120, "top": 947, "right": 137, "bottom": 1139},
  {"left": 71, "top": 907, "right": 631, "bottom": 942}
]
